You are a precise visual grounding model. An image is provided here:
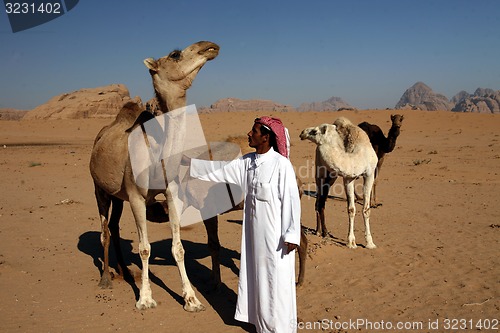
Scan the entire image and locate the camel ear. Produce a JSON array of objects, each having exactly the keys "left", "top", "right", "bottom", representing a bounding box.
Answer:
[
  {"left": 143, "top": 58, "right": 158, "bottom": 72},
  {"left": 320, "top": 124, "right": 329, "bottom": 134}
]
